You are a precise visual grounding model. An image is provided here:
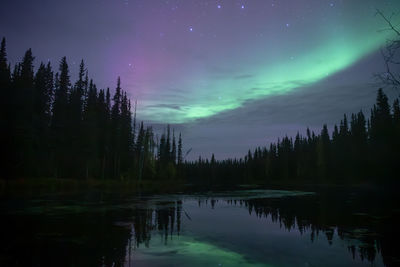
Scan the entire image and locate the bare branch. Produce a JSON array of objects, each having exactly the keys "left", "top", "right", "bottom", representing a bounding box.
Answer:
[
  {"left": 376, "top": 9, "right": 400, "bottom": 36},
  {"left": 375, "top": 10, "right": 400, "bottom": 88}
]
